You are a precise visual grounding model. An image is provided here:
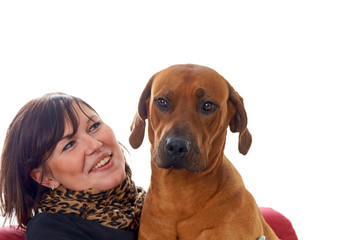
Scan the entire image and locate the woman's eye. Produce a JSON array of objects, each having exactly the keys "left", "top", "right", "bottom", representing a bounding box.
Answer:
[
  {"left": 155, "top": 98, "right": 168, "bottom": 109},
  {"left": 63, "top": 140, "right": 76, "bottom": 151},
  {"left": 89, "top": 122, "right": 100, "bottom": 132},
  {"left": 202, "top": 101, "right": 217, "bottom": 112}
]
